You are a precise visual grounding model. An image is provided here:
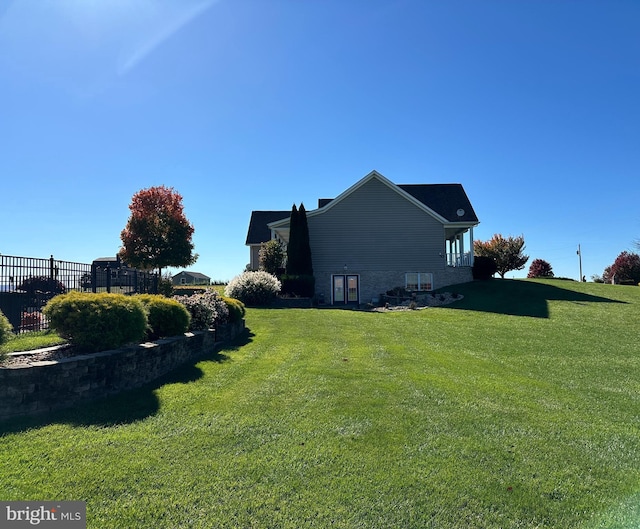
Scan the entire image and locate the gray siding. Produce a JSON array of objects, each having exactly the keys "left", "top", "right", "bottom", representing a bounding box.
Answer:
[
  {"left": 307, "top": 177, "right": 454, "bottom": 304},
  {"left": 249, "top": 245, "right": 260, "bottom": 271},
  {"left": 308, "top": 177, "right": 446, "bottom": 274}
]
